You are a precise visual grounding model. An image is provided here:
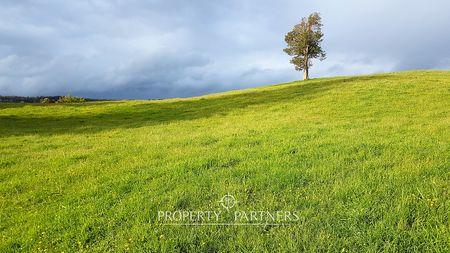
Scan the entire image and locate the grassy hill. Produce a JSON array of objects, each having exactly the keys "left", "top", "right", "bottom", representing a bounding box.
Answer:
[{"left": 1, "top": 71, "right": 449, "bottom": 252}]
